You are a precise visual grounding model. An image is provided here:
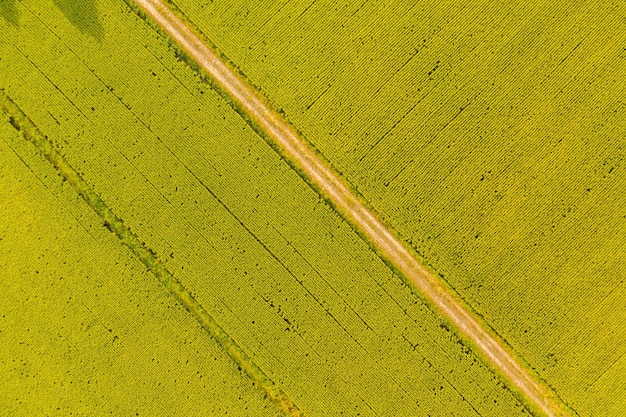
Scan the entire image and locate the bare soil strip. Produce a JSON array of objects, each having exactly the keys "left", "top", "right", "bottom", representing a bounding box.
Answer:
[{"left": 132, "top": 1, "right": 571, "bottom": 416}]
